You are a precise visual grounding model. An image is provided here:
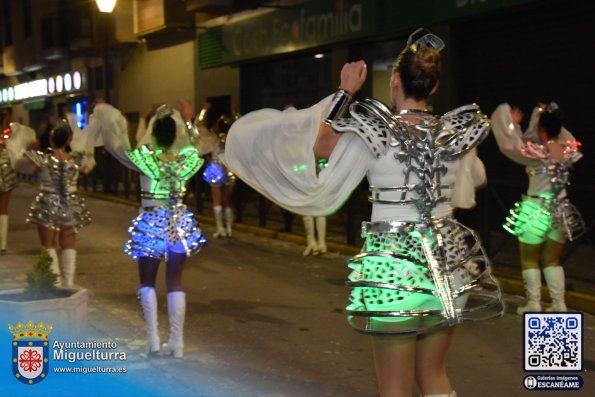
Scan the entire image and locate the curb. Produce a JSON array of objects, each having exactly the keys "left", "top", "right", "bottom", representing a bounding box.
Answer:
[{"left": 78, "top": 190, "right": 595, "bottom": 315}]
